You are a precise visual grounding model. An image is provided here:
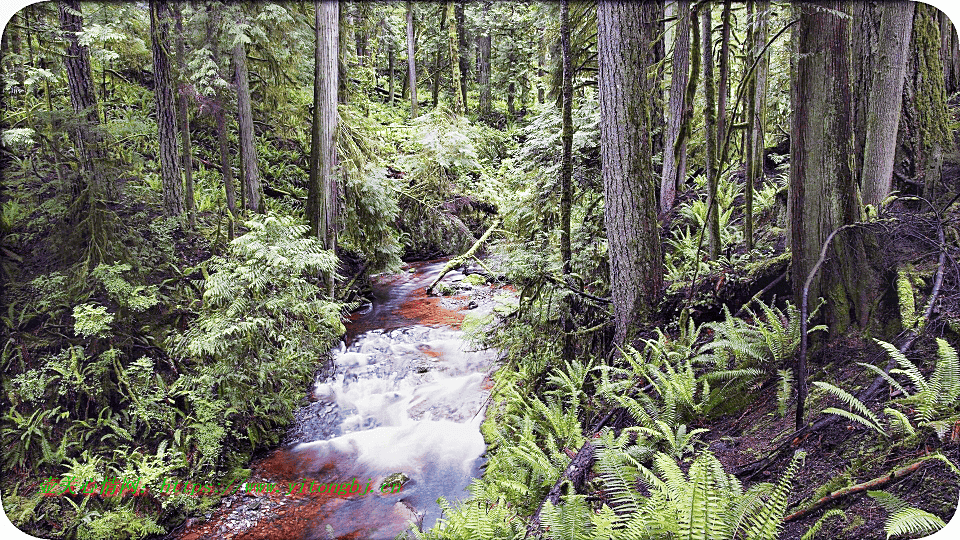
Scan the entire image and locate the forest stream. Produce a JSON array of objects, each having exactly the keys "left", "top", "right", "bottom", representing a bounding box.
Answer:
[{"left": 173, "top": 260, "right": 507, "bottom": 540}]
